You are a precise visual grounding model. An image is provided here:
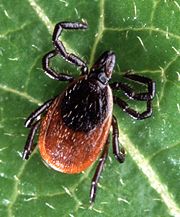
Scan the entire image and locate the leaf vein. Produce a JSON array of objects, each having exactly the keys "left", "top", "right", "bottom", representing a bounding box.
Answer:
[
  {"left": 24, "top": 55, "right": 42, "bottom": 92},
  {"left": 0, "top": 22, "right": 33, "bottom": 39},
  {"left": 7, "top": 160, "right": 29, "bottom": 217},
  {"left": 28, "top": 0, "right": 80, "bottom": 56},
  {"left": 158, "top": 55, "right": 180, "bottom": 104},
  {"left": 118, "top": 128, "right": 180, "bottom": 217},
  {"left": 89, "top": 0, "right": 105, "bottom": 66},
  {"left": 149, "top": 0, "right": 161, "bottom": 30},
  {"left": 149, "top": 142, "right": 180, "bottom": 161},
  {"left": 0, "top": 84, "right": 42, "bottom": 105},
  {"left": 106, "top": 26, "right": 180, "bottom": 40}
]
